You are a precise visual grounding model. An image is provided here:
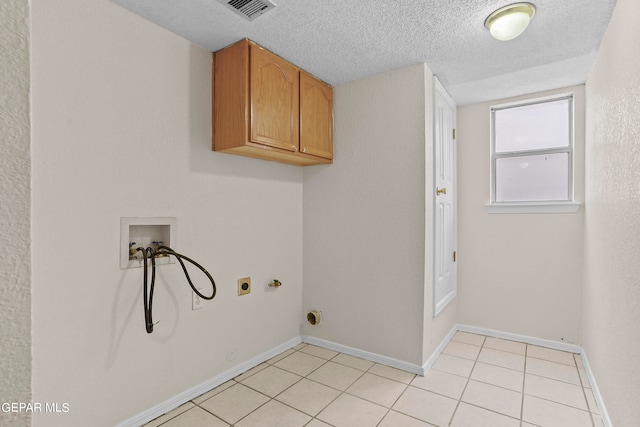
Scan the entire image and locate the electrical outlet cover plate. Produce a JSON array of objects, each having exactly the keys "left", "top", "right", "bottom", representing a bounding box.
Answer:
[
  {"left": 192, "top": 289, "right": 203, "bottom": 310},
  {"left": 238, "top": 277, "right": 251, "bottom": 296}
]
